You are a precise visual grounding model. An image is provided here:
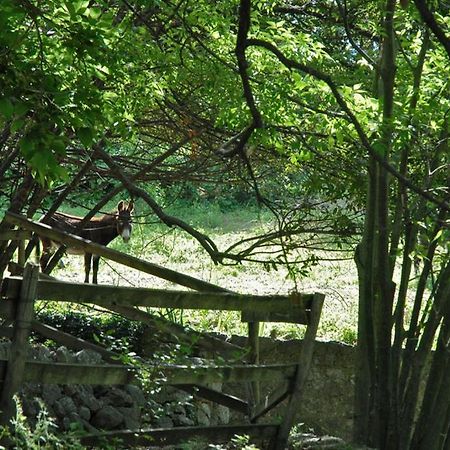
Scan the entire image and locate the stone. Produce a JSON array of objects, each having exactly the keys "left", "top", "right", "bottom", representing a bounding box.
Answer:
[
  {"left": 197, "top": 403, "right": 211, "bottom": 427},
  {"left": 125, "top": 384, "right": 146, "bottom": 407},
  {"left": 78, "top": 406, "right": 91, "bottom": 422},
  {"left": 173, "top": 390, "right": 193, "bottom": 404},
  {"left": 155, "top": 416, "right": 174, "bottom": 428},
  {"left": 91, "top": 405, "right": 124, "bottom": 430},
  {"left": 22, "top": 382, "right": 42, "bottom": 398},
  {"left": 30, "top": 344, "right": 53, "bottom": 362},
  {"left": 75, "top": 386, "right": 102, "bottom": 412},
  {"left": 170, "top": 404, "right": 195, "bottom": 427},
  {"left": 42, "top": 384, "right": 63, "bottom": 405},
  {"left": 55, "top": 346, "right": 75, "bottom": 363},
  {"left": 63, "top": 412, "right": 82, "bottom": 431},
  {"left": 63, "top": 385, "right": 77, "bottom": 396},
  {"left": 116, "top": 406, "right": 141, "bottom": 430},
  {"left": 175, "top": 414, "right": 195, "bottom": 427},
  {"left": 214, "top": 405, "right": 230, "bottom": 425},
  {"left": 100, "top": 387, "right": 133, "bottom": 407},
  {"left": 54, "top": 396, "right": 77, "bottom": 418},
  {"left": 75, "top": 349, "right": 103, "bottom": 365},
  {"left": 21, "top": 397, "right": 41, "bottom": 419}
]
